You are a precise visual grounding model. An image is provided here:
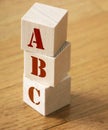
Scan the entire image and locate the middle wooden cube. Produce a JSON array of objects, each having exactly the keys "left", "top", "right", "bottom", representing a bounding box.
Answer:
[{"left": 24, "top": 42, "right": 70, "bottom": 86}]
